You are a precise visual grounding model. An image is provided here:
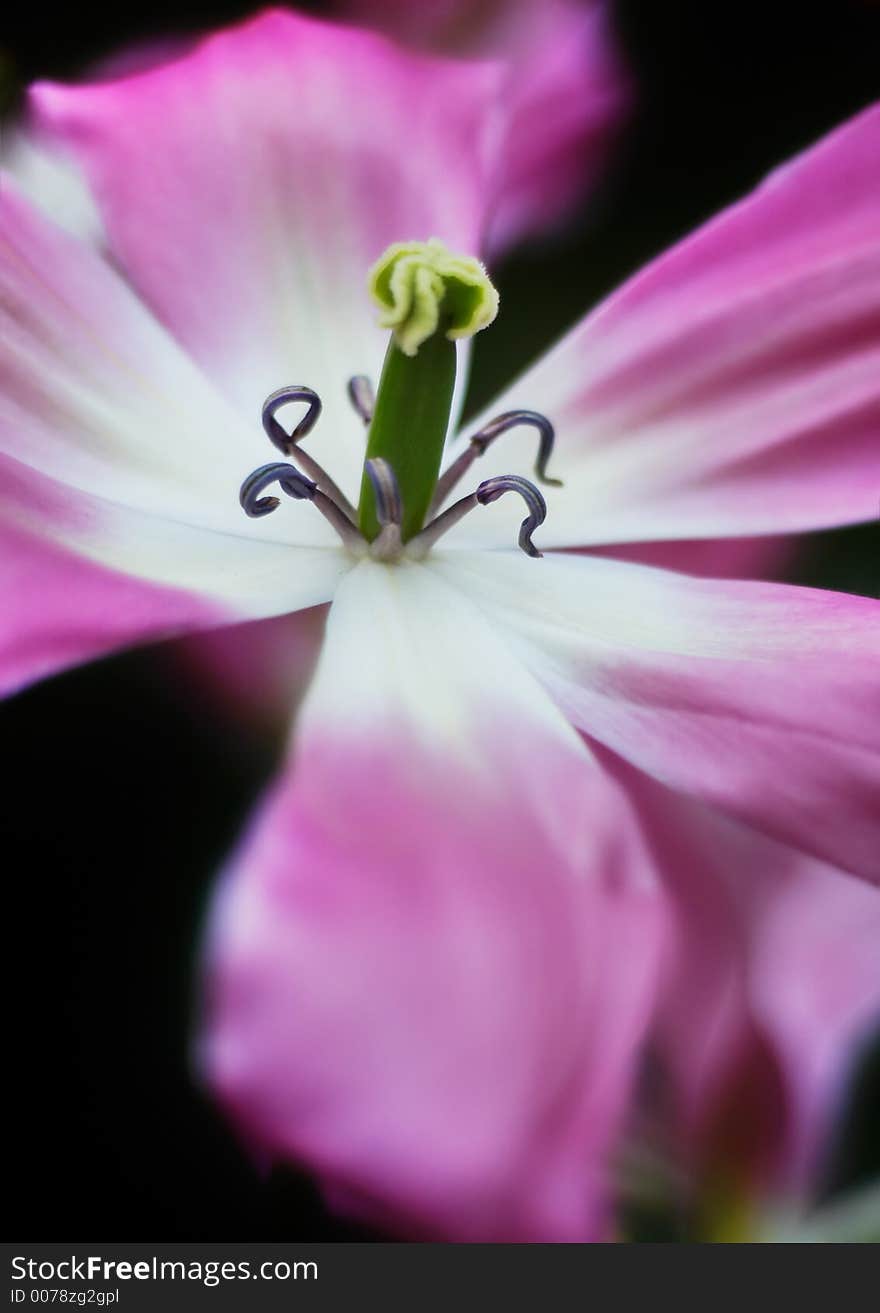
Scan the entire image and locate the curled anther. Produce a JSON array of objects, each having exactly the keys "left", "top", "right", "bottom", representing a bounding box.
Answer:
[
  {"left": 240, "top": 461, "right": 366, "bottom": 553},
  {"left": 347, "top": 375, "right": 375, "bottom": 425},
  {"left": 407, "top": 473, "right": 547, "bottom": 559},
  {"left": 473, "top": 412, "right": 560, "bottom": 483},
  {"left": 429, "top": 409, "right": 561, "bottom": 514},
  {"left": 260, "top": 386, "right": 356, "bottom": 520},
  {"left": 262, "top": 386, "right": 323, "bottom": 453},
  {"left": 240, "top": 463, "right": 317, "bottom": 517},
  {"left": 477, "top": 475, "right": 547, "bottom": 557},
  {"left": 365, "top": 457, "right": 404, "bottom": 560}
]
